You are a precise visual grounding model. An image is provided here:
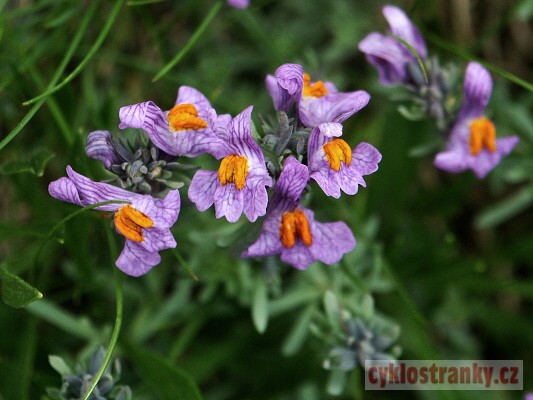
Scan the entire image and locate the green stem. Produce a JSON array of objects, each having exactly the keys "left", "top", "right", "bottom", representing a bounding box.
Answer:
[
  {"left": 152, "top": 0, "right": 223, "bottom": 82},
  {"left": 0, "top": 0, "right": 98, "bottom": 152},
  {"left": 425, "top": 32, "right": 533, "bottom": 92},
  {"left": 22, "top": 0, "right": 125, "bottom": 106},
  {"left": 82, "top": 228, "right": 123, "bottom": 400},
  {"left": 171, "top": 248, "right": 198, "bottom": 281}
]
